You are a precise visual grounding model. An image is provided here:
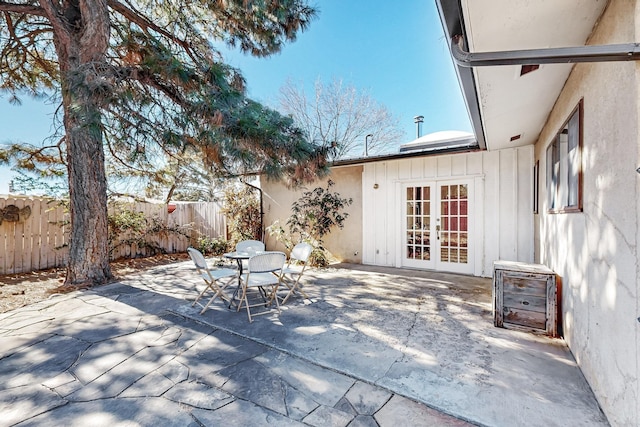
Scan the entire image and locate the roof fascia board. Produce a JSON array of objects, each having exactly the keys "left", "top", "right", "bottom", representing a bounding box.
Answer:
[
  {"left": 331, "top": 145, "right": 481, "bottom": 168},
  {"left": 434, "top": 0, "right": 487, "bottom": 150}
]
